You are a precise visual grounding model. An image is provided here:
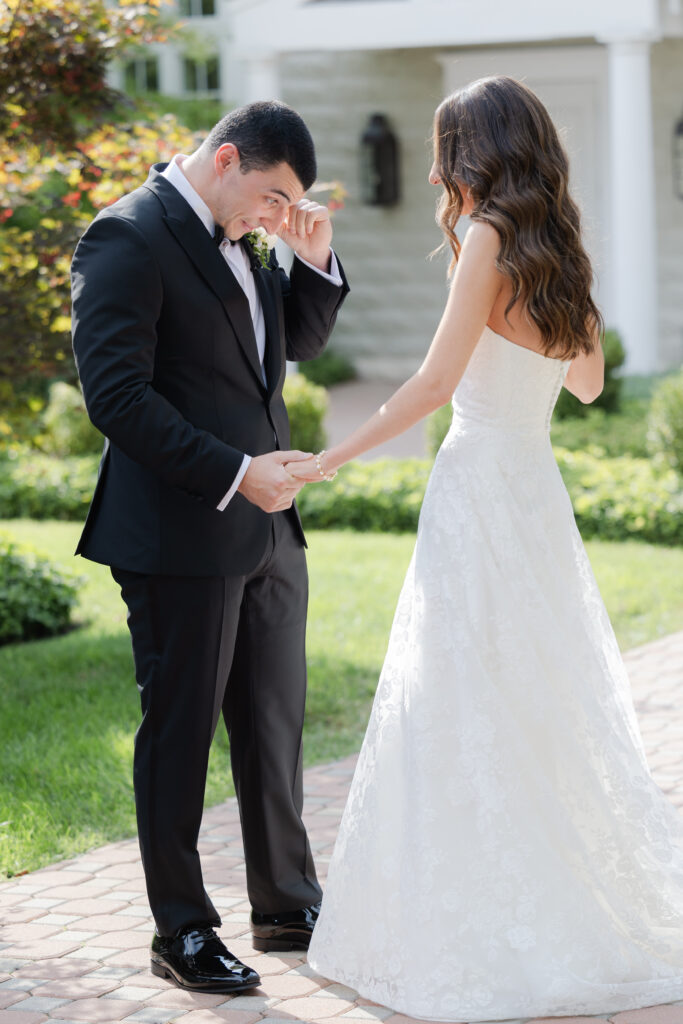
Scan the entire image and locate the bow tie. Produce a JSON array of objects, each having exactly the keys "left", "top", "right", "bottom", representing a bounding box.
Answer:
[{"left": 213, "top": 223, "right": 225, "bottom": 246}]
